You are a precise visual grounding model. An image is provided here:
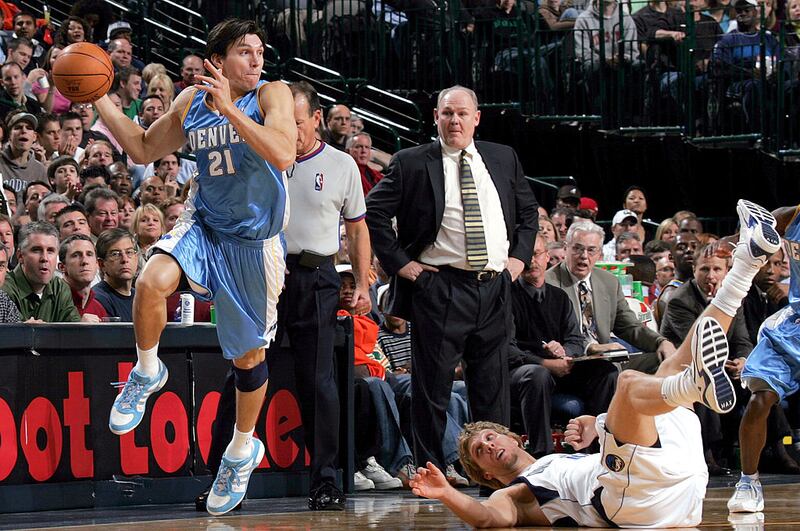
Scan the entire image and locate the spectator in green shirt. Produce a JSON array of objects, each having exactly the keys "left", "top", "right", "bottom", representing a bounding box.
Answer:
[
  {"left": 1, "top": 221, "right": 81, "bottom": 322},
  {"left": 115, "top": 66, "right": 143, "bottom": 121}
]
